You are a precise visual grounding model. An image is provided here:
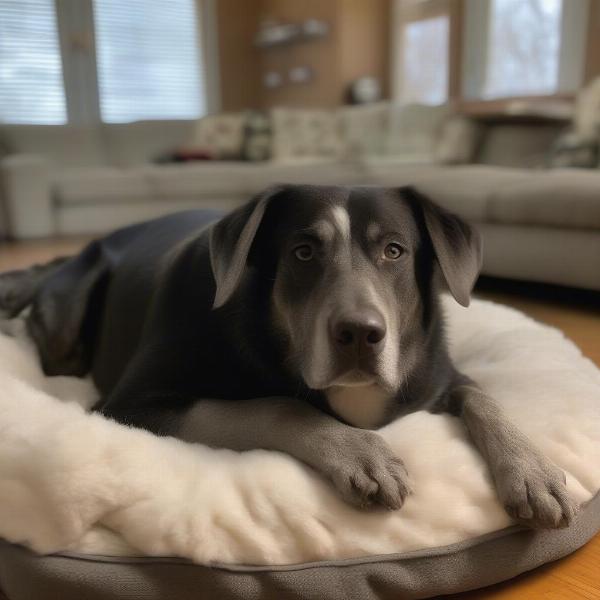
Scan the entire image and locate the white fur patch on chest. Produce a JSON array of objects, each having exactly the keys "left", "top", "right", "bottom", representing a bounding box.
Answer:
[{"left": 326, "top": 384, "right": 393, "bottom": 429}]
